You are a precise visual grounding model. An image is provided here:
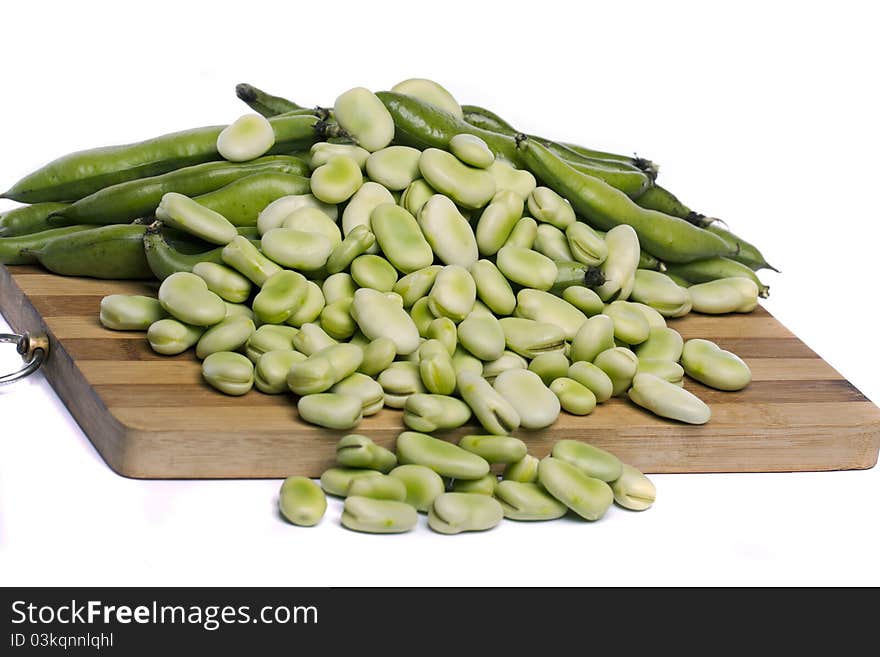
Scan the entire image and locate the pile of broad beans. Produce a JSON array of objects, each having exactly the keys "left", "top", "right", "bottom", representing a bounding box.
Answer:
[
  {"left": 0, "top": 79, "right": 775, "bottom": 533},
  {"left": 282, "top": 435, "right": 654, "bottom": 533}
]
